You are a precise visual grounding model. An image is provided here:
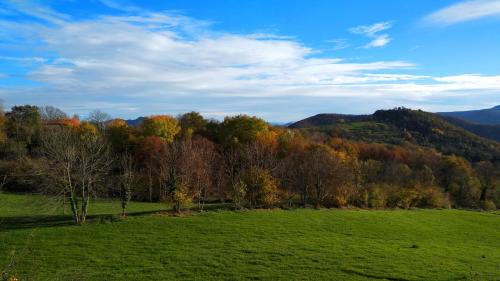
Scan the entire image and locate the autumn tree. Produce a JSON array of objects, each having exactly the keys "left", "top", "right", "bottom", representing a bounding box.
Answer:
[
  {"left": 179, "top": 137, "right": 218, "bottom": 210},
  {"left": 142, "top": 115, "right": 180, "bottom": 144},
  {"left": 439, "top": 156, "right": 481, "bottom": 208},
  {"left": 135, "top": 136, "right": 166, "bottom": 201},
  {"left": 219, "top": 115, "right": 269, "bottom": 147},
  {"left": 106, "top": 119, "right": 135, "bottom": 153},
  {"left": 302, "top": 145, "right": 349, "bottom": 208},
  {"left": 243, "top": 167, "right": 279, "bottom": 208}
]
